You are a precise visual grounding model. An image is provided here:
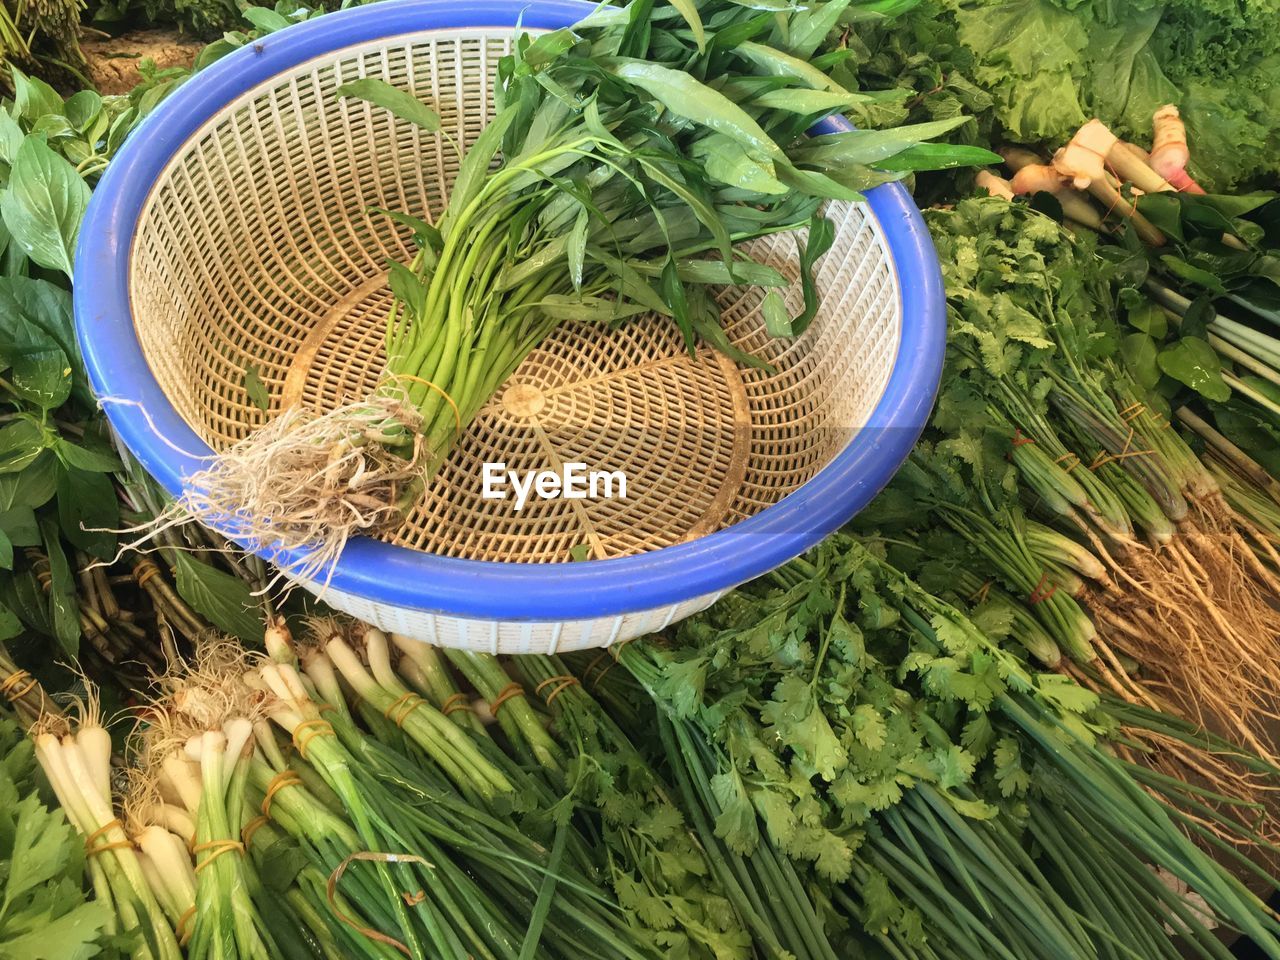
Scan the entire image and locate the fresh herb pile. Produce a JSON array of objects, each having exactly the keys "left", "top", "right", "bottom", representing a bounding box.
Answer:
[
  {"left": 32, "top": 624, "right": 757, "bottom": 960},
  {"left": 5, "top": 0, "right": 1280, "bottom": 958},
  {"left": 0, "top": 709, "right": 118, "bottom": 959},
  {"left": 612, "top": 537, "right": 1280, "bottom": 958},
  {"left": 0, "top": 67, "right": 277, "bottom": 699},
  {"left": 845, "top": 196, "right": 1280, "bottom": 807},
  {"left": 26, "top": 587, "right": 1280, "bottom": 960}
]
